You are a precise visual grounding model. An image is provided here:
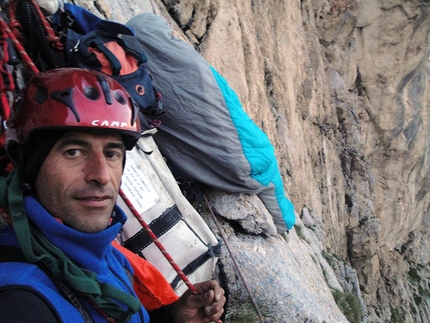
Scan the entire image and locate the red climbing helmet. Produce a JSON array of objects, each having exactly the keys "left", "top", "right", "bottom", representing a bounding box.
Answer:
[{"left": 7, "top": 68, "right": 141, "bottom": 150}]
